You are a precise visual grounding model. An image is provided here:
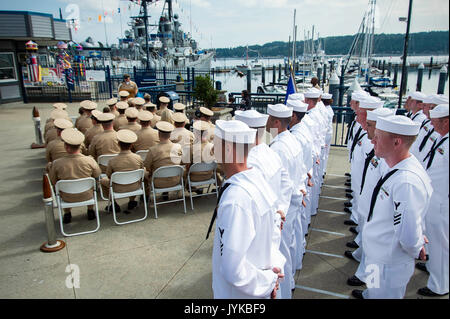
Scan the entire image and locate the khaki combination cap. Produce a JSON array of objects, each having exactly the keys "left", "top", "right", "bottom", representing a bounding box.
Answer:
[
  {"left": 133, "top": 97, "right": 145, "bottom": 106},
  {"left": 117, "top": 129, "right": 138, "bottom": 143},
  {"left": 144, "top": 102, "right": 156, "bottom": 109},
  {"left": 53, "top": 118, "right": 73, "bottom": 130},
  {"left": 199, "top": 106, "right": 214, "bottom": 117},
  {"left": 137, "top": 110, "right": 154, "bottom": 122},
  {"left": 116, "top": 101, "right": 129, "bottom": 110},
  {"left": 80, "top": 100, "right": 97, "bottom": 110},
  {"left": 172, "top": 112, "right": 188, "bottom": 123},
  {"left": 156, "top": 121, "right": 175, "bottom": 133},
  {"left": 173, "top": 102, "right": 186, "bottom": 111},
  {"left": 119, "top": 91, "right": 130, "bottom": 97},
  {"left": 159, "top": 96, "right": 170, "bottom": 103},
  {"left": 106, "top": 98, "right": 117, "bottom": 106},
  {"left": 50, "top": 109, "right": 69, "bottom": 120},
  {"left": 91, "top": 110, "right": 102, "bottom": 119},
  {"left": 125, "top": 107, "right": 139, "bottom": 118},
  {"left": 97, "top": 112, "right": 115, "bottom": 122},
  {"left": 61, "top": 128, "right": 85, "bottom": 145},
  {"left": 193, "top": 120, "right": 211, "bottom": 131},
  {"left": 53, "top": 103, "right": 67, "bottom": 110}
]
